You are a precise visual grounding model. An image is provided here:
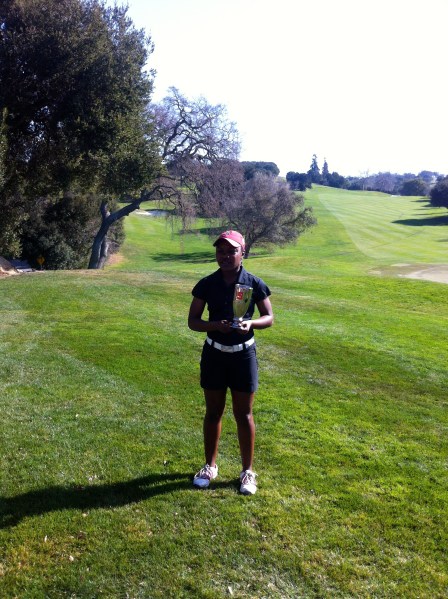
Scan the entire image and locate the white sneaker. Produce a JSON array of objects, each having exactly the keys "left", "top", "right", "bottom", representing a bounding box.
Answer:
[
  {"left": 240, "top": 469, "right": 257, "bottom": 495},
  {"left": 193, "top": 464, "right": 218, "bottom": 488}
]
